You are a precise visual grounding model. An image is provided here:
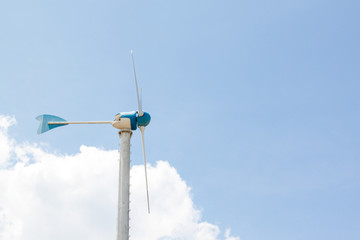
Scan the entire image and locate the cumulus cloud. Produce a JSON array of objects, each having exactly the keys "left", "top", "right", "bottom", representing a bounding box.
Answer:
[
  {"left": 0, "top": 115, "right": 239, "bottom": 240},
  {"left": 0, "top": 115, "right": 16, "bottom": 168}
]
